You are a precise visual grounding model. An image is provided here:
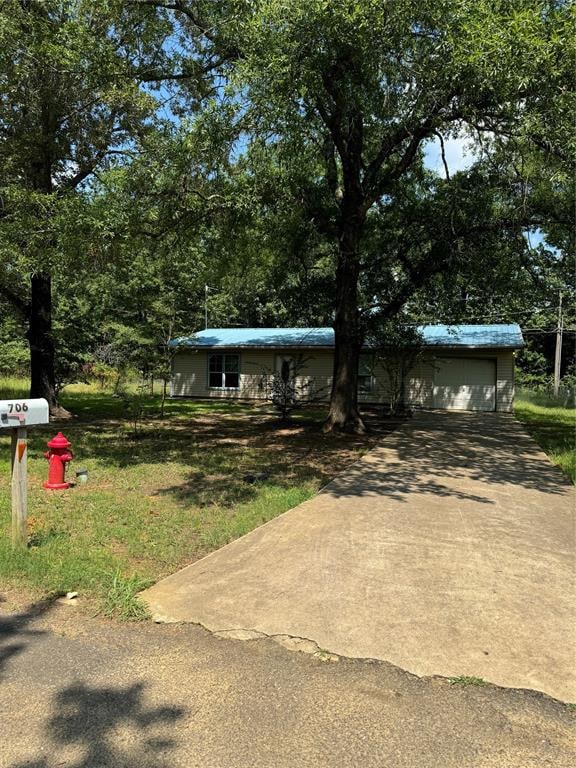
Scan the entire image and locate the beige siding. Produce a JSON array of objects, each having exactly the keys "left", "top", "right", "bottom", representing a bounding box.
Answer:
[
  {"left": 357, "top": 356, "right": 434, "bottom": 407},
  {"left": 292, "top": 350, "right": 333, "bottom": 400},
  {"left": 171, "top": 347, "right": 516, "bottom": 411},
  {"left": 172, "top": 350, "right": 275, "bottom": 399},
  {"left": 496, "top": 351, "right": 515, "bottom": 412},
  {"left": 359, "top": 357, "right": 389, "bottom": 403},
  {"left": 172, "top": 349, "right": 334, "bottom": 400},
  {"left": 405, "top": 357, "right": 435, "bottom": 408},
  {"left": 402, "top": 350, "right": 515, "bottom": 413}
]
